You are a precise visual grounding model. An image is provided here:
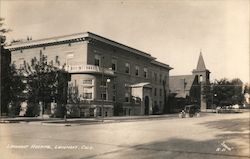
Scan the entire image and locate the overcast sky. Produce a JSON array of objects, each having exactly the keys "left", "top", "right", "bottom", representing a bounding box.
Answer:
[{"left": 1, "top": 0, "right": 249, "bottom": 83}]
